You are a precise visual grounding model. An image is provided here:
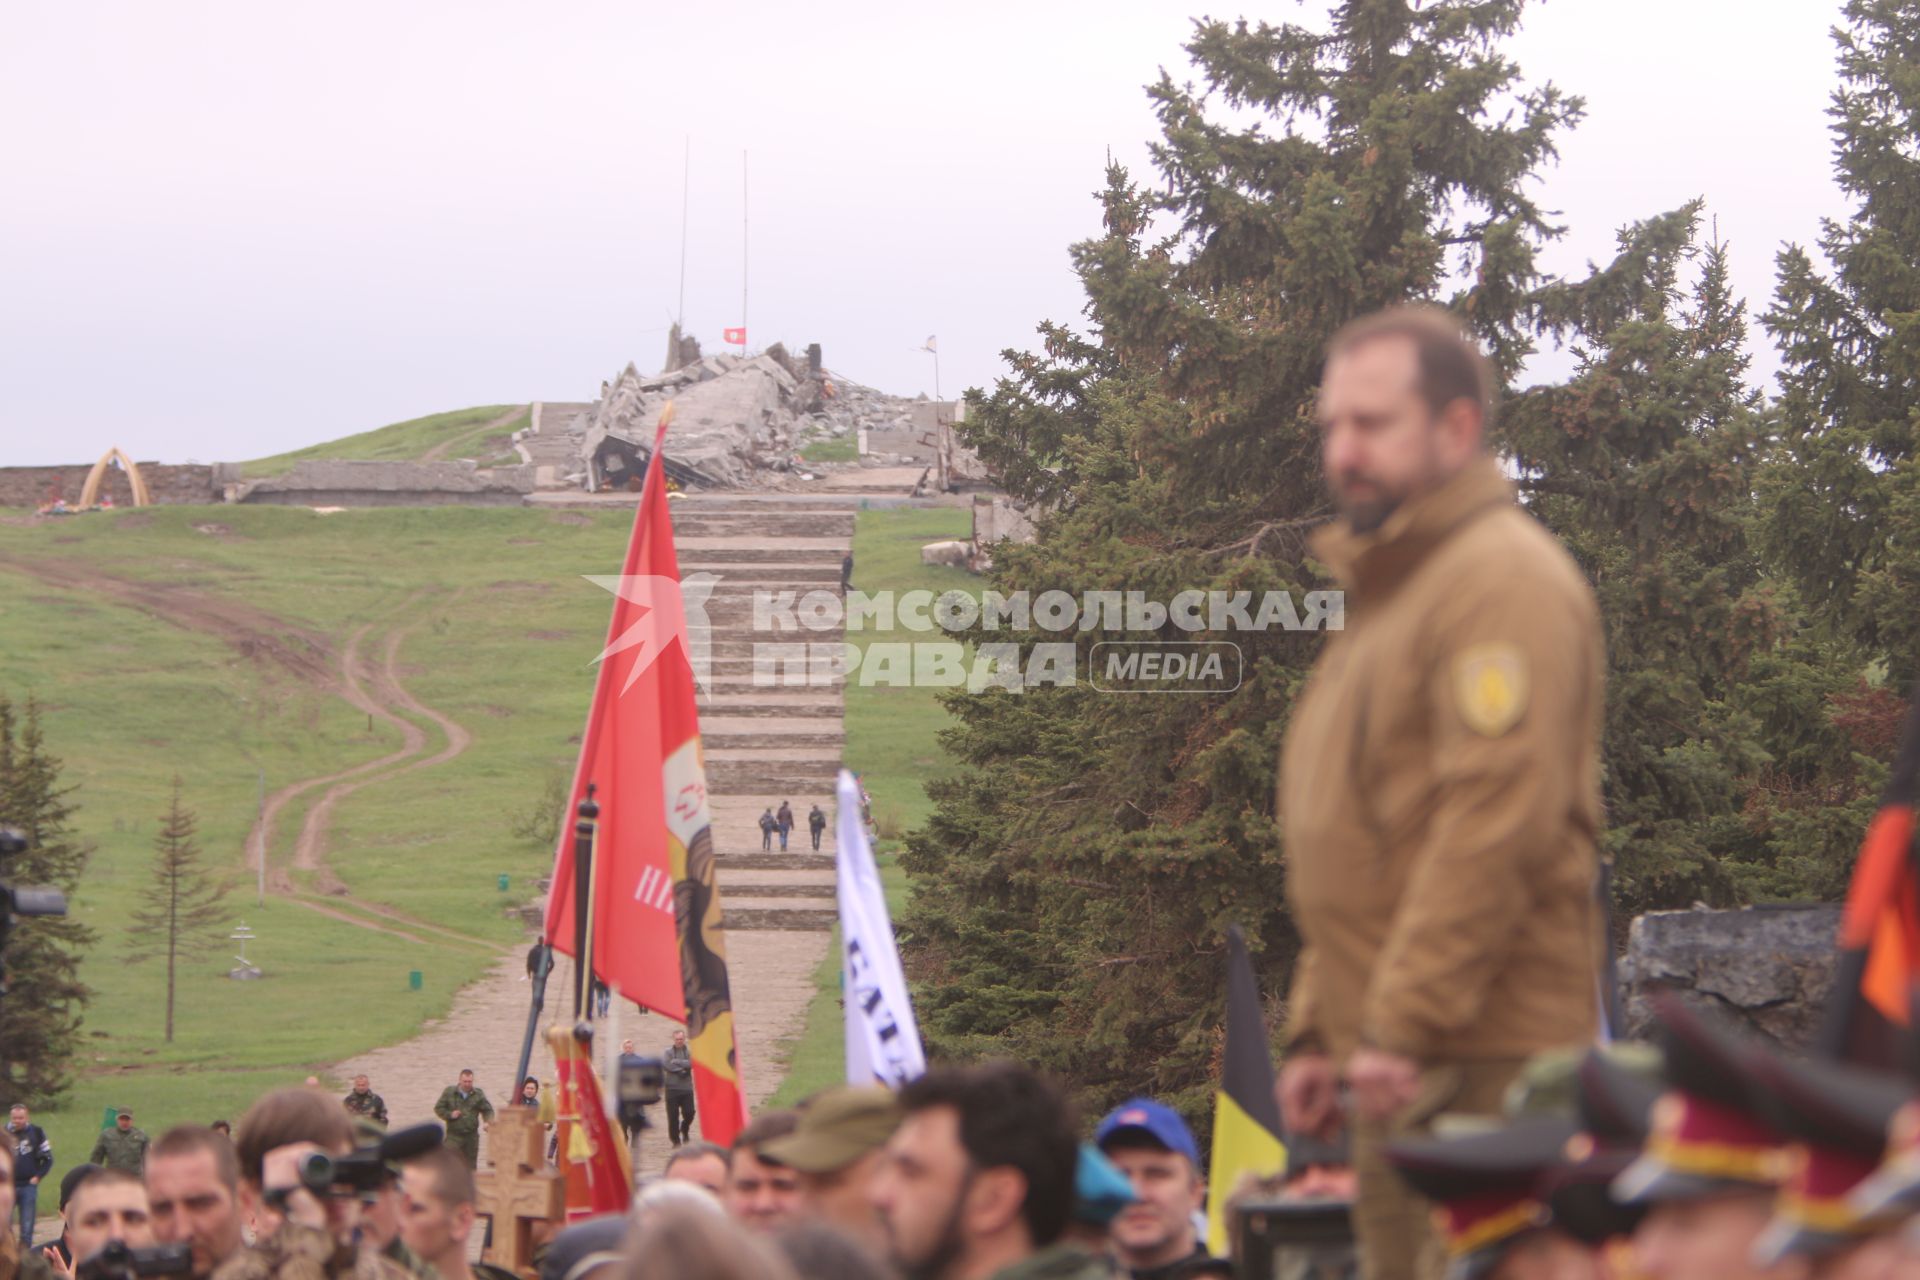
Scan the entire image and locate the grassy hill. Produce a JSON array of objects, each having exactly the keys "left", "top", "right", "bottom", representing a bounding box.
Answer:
[
  {"left": 0, "top": 498, "right": 973, "bottom": 1173},
  {"left": 240, "top": 405, "right": 530, "bottom": 478},
  {"left": 0, "top": 503, "right": 627, "bottom": 1166}
]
